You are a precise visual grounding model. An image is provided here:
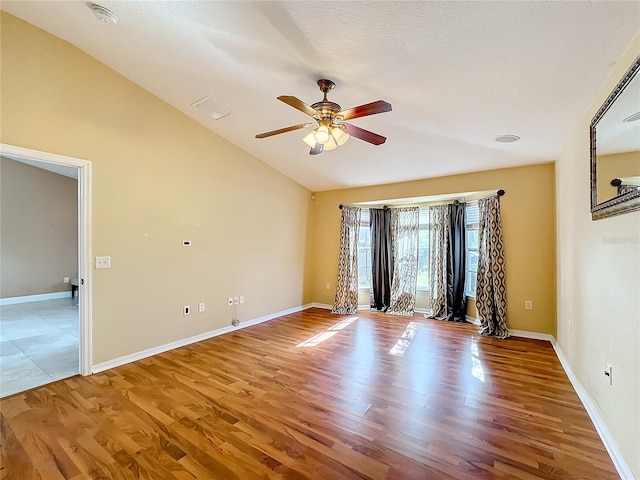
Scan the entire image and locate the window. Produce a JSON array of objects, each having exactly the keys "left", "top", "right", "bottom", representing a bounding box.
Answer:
[
  {"left": 357, "top": 209, "right": 371, "bottom": 288},
  {"left": 357, "top": 203, "right": 475, "bottom": 295},
  {"left": 417, "top": 208, "right": 430, "bottom": 291},
  {"left": 465, "top": 201, "right": 479, "bottom": 297}
]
